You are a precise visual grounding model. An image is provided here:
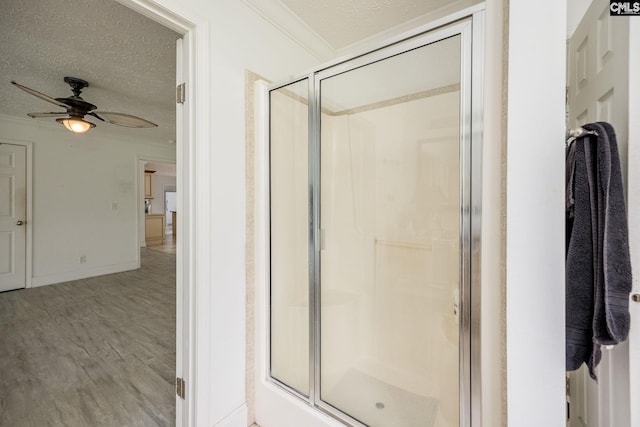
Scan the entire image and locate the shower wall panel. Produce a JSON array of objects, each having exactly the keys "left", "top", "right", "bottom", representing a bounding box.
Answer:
[{"left": 320, "top": 90, "right": 460, "bottom": 427}]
